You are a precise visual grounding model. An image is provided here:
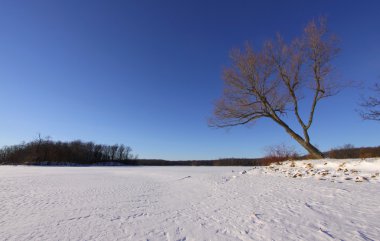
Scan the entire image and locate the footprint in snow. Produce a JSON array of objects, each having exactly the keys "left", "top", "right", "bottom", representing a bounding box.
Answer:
[
  {"left": 251, "top": 213, "right": 265, "bottom": 228},
  {"left": 357, "top": 231, "right": 375, "bottom": 241},
  {"left": 177, "top": 176, "right": 191, "bottom": 181},
  {"left": 319, "top": 228, "right": 335, "bottom": 239}
]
